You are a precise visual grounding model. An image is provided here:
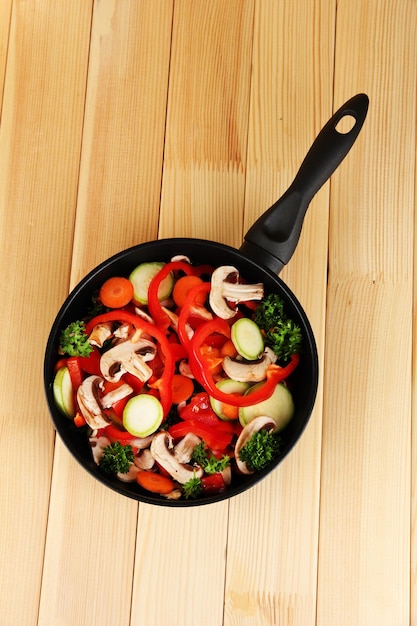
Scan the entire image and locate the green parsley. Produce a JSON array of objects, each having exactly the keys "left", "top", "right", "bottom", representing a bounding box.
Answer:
[
  {"left": 191, "top": 442, "right": 230, "bottom": 475},
  {"left": 59, "top": 320, "right": 93, "bottom": 357},
  {"left": 254, "top": 294, "right": 302, "bottom": 361},
  {"left": 238, "top": 429, "right": 281, "bottom": 472},
  {"left": 99, "top": 441, "right": 134, "bottom": 476}
]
